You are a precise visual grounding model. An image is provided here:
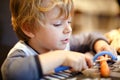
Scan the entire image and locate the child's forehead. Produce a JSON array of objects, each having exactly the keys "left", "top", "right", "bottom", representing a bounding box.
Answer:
[
  {"left": 45, "top": 6, "right": 71, "bottom": 21},
  {"left": 40, "top": 0, "right": 51, "bottom": 7},
  {"left": 38, "top": 0, "right": 73, "bottom": 20},
  {"left": 45, "top": 7, "right": 61, "bottom": 19},
  {"left": 40, "top": 0, "right": 61, "bottom": 7}
]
